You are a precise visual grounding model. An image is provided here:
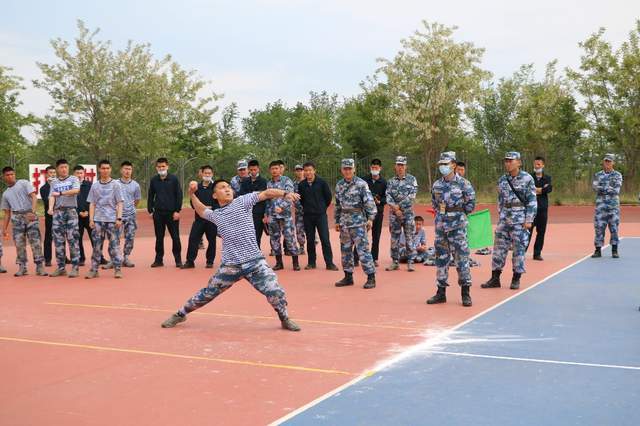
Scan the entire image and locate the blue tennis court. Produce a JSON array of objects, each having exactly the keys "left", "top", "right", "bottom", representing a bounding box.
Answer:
[{"left": 280, "top": 237, "right": 640, "bottom": 425}]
